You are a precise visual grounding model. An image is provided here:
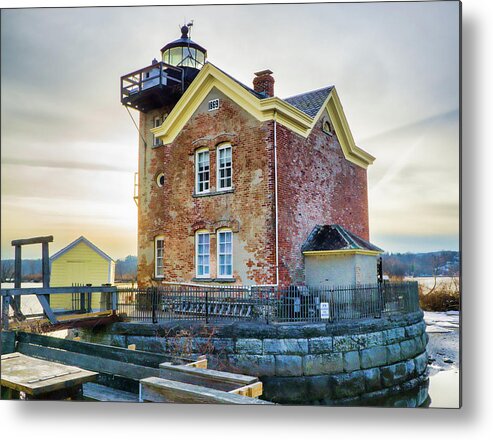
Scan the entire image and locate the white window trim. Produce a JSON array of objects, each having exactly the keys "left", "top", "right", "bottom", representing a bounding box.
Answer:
[
  {"left": 195, "top": 147, "right": 210, "bottom": 194},
  {"left": 154, "top": 236, "right": 165, "bottom": 279},
  {"left": 216, "top": 229, "right": 233, "bottom": 279},
  {"left": 195, "top": 230, "right": 211, "bottom": 278},
  {"left": 216, "top": 143, "right": 233, "bottom": 191}
]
